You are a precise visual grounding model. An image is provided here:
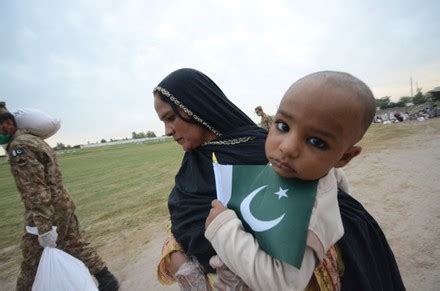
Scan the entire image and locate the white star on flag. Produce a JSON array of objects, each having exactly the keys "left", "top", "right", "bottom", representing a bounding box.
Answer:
[{"left": 274, "top": 187, "right": 289, "bottom": 200}]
